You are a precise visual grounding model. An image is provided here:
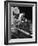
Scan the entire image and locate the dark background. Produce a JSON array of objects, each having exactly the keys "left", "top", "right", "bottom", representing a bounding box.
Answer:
[{"left": 19, "top": 7, "right": 32, "bottom": 22}]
